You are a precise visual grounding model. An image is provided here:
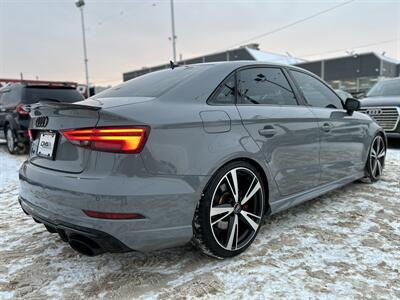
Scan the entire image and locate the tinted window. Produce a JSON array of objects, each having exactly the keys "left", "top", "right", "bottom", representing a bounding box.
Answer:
[
  {"left": 209, "top": 74, "right": 236, "bottom": 104},
  {"left": 0, "top": 91, "right": 7, "bottom": 105},
  {"left": 291, "top": 70, "right": 343, "bottom": 109},
  {"left": 2, "top": 87, "right": 20, "bottom": 106},
  {"left": 238, "top": 68, "right": 297, "bottom": 105},
  {"left": 95, "top": 66, "right": 206, "bottom": 99},
  {"left": 22, "top": 87, "right": 84, "bottom": 104},
  {"left": 367, "top": 79, "right": 400, "bottom": 97}
]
